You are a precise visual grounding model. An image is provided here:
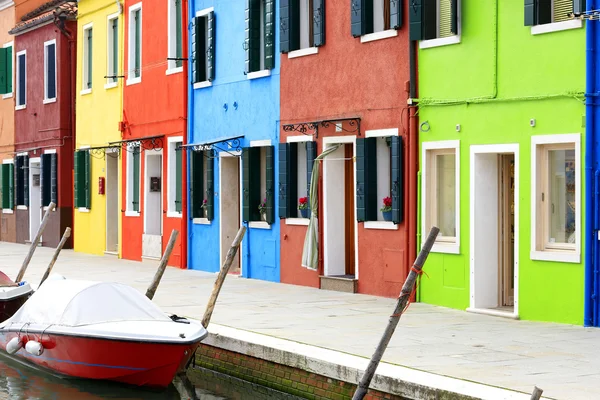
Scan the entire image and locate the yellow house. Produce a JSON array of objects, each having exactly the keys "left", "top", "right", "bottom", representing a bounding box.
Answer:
[{"left": 74, "top": 0, "right": 124, "bottom": 256}]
